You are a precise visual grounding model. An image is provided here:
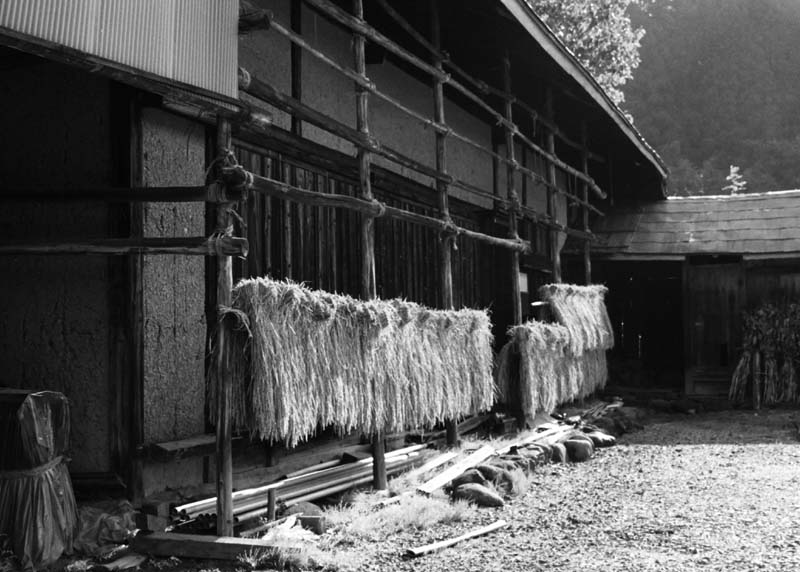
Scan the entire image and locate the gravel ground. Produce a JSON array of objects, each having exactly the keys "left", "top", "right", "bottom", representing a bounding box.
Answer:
[{"left": 344, "top": 409, "right": 800, "bottom": 572}]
